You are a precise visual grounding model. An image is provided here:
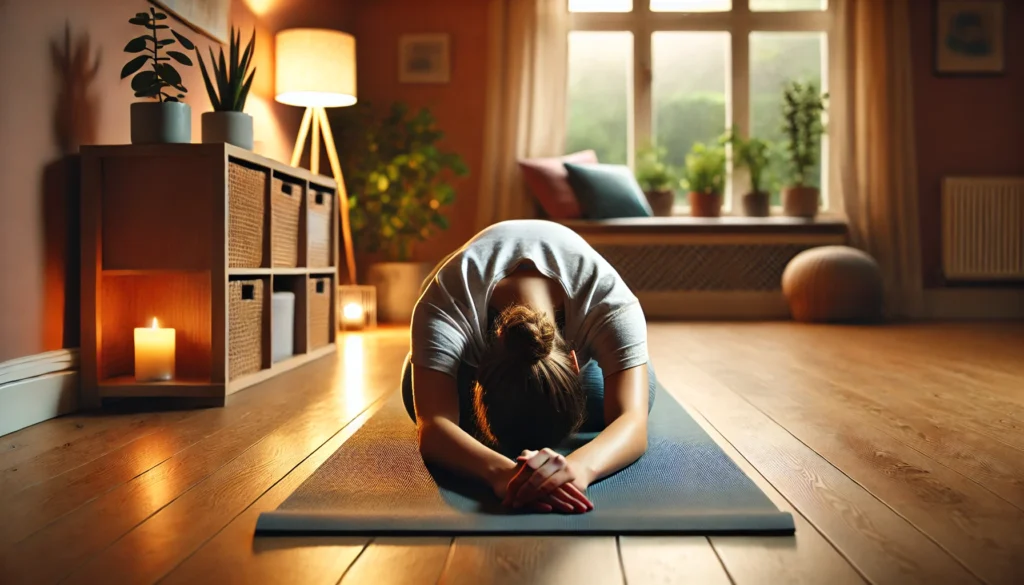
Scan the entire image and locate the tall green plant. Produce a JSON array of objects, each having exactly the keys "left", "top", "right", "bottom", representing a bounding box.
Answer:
[
  {"left": 679, "top": 142, "right": 726, "bottom": 195},
  {"left": 333, "top": 102, "right": 469, "bottom": 262},
  {"left": 197, "top": 27, "right": 257, "bottom": 112},
  {"left": 120, "top": 6, "right": 195, "bottom": 102},
  {"left": 781, "top": 80, "right": 828, "bottom": 187},
  {"left": 634, "top": 144, "right": 676, "bottom": 192},
  {"left": 724, "top": 128, "right": 775, "bottom": 194}
]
